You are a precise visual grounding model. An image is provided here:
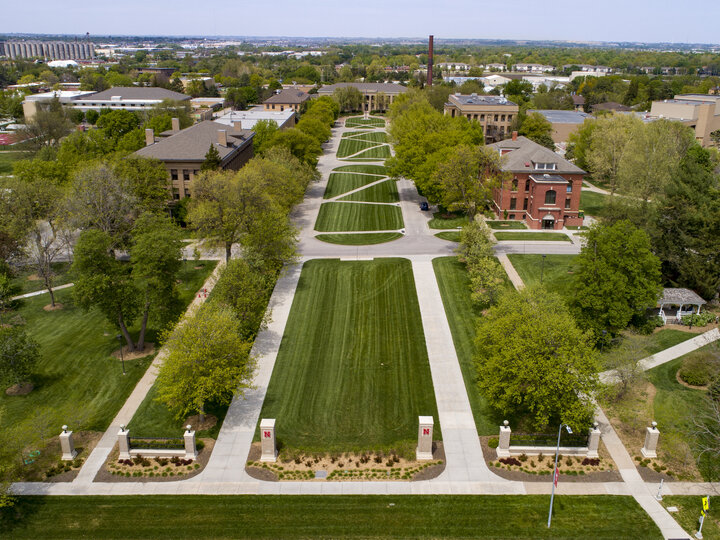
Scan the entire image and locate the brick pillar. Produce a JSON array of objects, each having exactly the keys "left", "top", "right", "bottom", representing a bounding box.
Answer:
[
  {"left": 260, "top": 419, "right": 277, "bottom": 462},
  {"left": 497, "top": 420, "right": 511, "bottom": 457},
  {"left": 59, "top": 425, "right": 77, "bottom": 461},
  {"left": 118, "top": 426, "right": 131, "bottom": 460},
  {"left": 416, "top": 416, "right": 434, "bottom": 460},
  {"left": 184, "top": 425, "right": 197, "bottom": 459},
  {"left": 641, "top": 421, "right": 660, "bottom": 458},
  {"left": 587, "top": 422, "right": 601, "bottom": 458}
]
